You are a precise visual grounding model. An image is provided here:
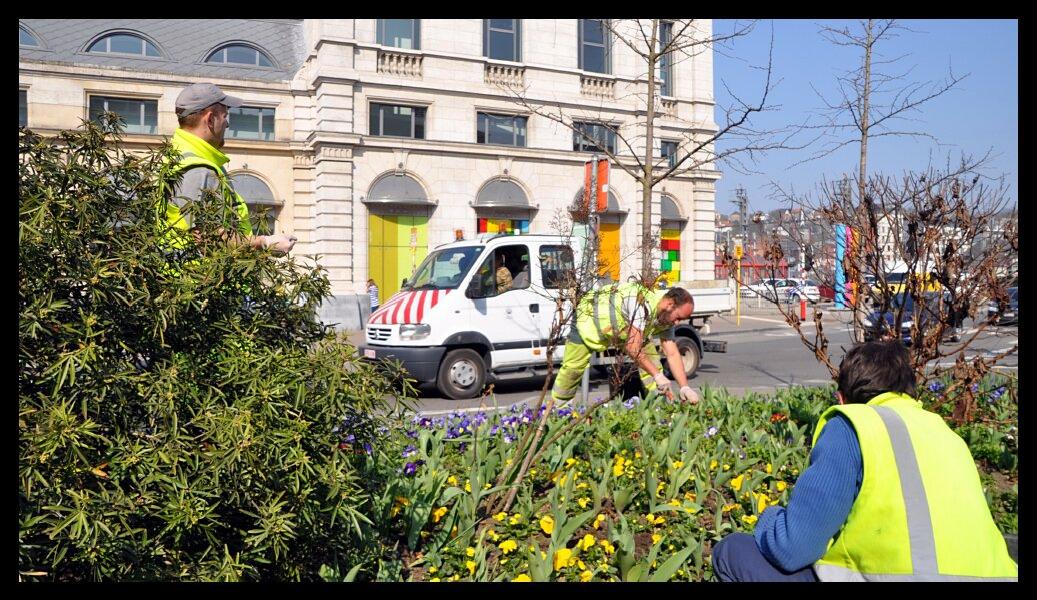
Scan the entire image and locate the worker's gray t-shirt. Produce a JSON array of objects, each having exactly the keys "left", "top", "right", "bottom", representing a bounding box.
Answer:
[{"left": 169, "top": 167, "right": 222, "bottom": 227}]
